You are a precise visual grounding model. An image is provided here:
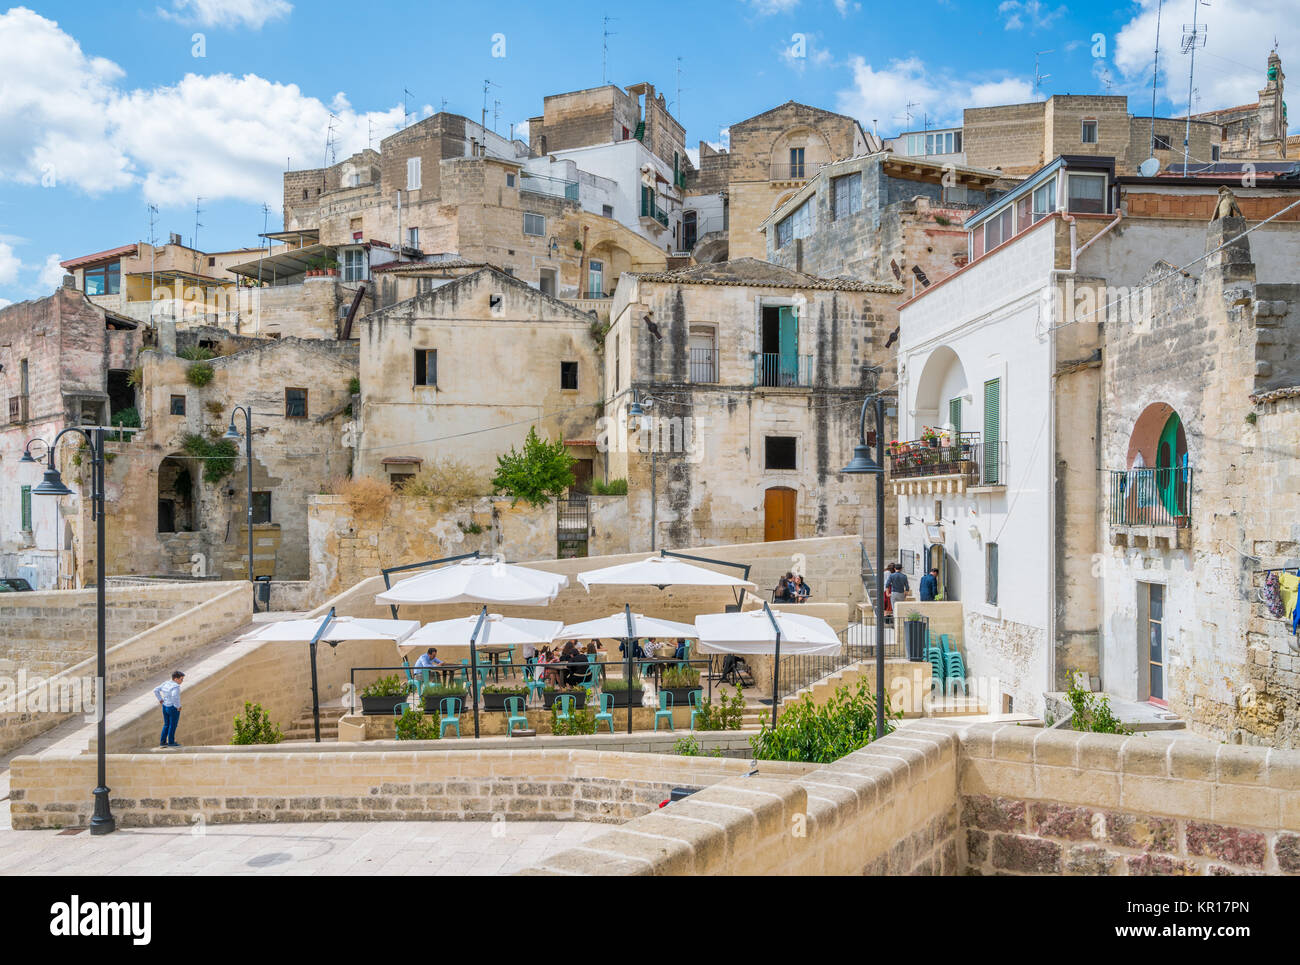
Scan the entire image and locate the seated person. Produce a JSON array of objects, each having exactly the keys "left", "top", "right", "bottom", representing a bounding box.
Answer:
[
  {"left": 672, "top": 638, "right": 687, "bottom": 661},
  {"left": 618, "top": 638, "right": 647, "bottom": 660},
  {"left": 793, "top": 576, "right": 811, "bottom": 601},
  {"left": 414, "top": 647, "right": 442, "bottom": 668}
]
